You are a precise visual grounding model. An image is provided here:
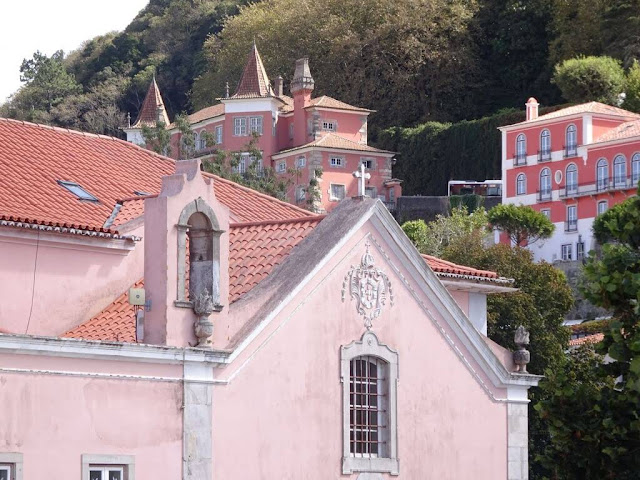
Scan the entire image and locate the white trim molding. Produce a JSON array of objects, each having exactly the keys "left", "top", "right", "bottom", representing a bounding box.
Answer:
[
  {"left": 81, "top": 454, "right": 135, "bottom": 480},
  {"left": 341, "top": 331, "right": 399, "bottom": 476},
  {"left": 0, "top": 453, "right": 23, "bottom": 480}
]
